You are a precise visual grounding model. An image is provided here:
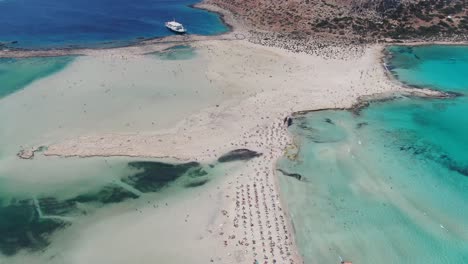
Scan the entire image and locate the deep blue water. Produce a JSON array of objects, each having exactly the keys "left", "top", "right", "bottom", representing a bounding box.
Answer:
[
  {"left": 0, "top": 0, "right": 228, "bottom": 49},
  {"left": 278, "top": 45, "right": 468, "bottom": 263}
]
